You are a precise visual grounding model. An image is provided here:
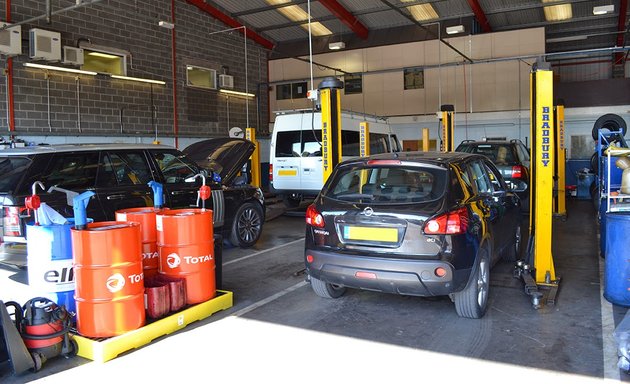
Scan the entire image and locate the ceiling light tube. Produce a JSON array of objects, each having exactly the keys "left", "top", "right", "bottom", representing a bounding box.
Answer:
[
  {"left": 446, "top": 25, "right": 465, "bottom": 35},
  {"left": 111, "top": 75, "right": 166, "bottom": 85},
  {"left": 219, "top": 89, "right": 255, "bottom": 98},
  {"left": 23, "top": 62, "right": 97, "bottom": 75},
  {"left": 593, "top": 5, "right": 614, "bottom": 15}
]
